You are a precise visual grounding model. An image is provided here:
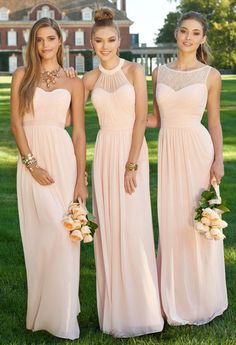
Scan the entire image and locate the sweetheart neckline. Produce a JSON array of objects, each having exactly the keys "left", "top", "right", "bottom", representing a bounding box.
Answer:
[{"left": 36, "top": 87, "right": 71, "bottom": 97}]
